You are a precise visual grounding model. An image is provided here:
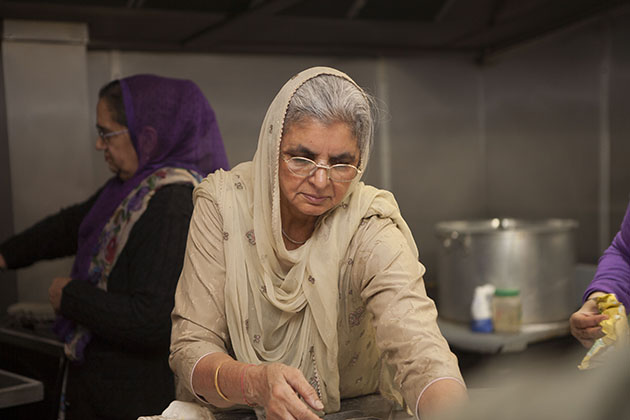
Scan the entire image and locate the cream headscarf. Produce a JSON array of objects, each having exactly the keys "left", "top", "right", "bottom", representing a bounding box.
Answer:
[{"left": 196, "top": 67, "right": 417, "bottom": 412}]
